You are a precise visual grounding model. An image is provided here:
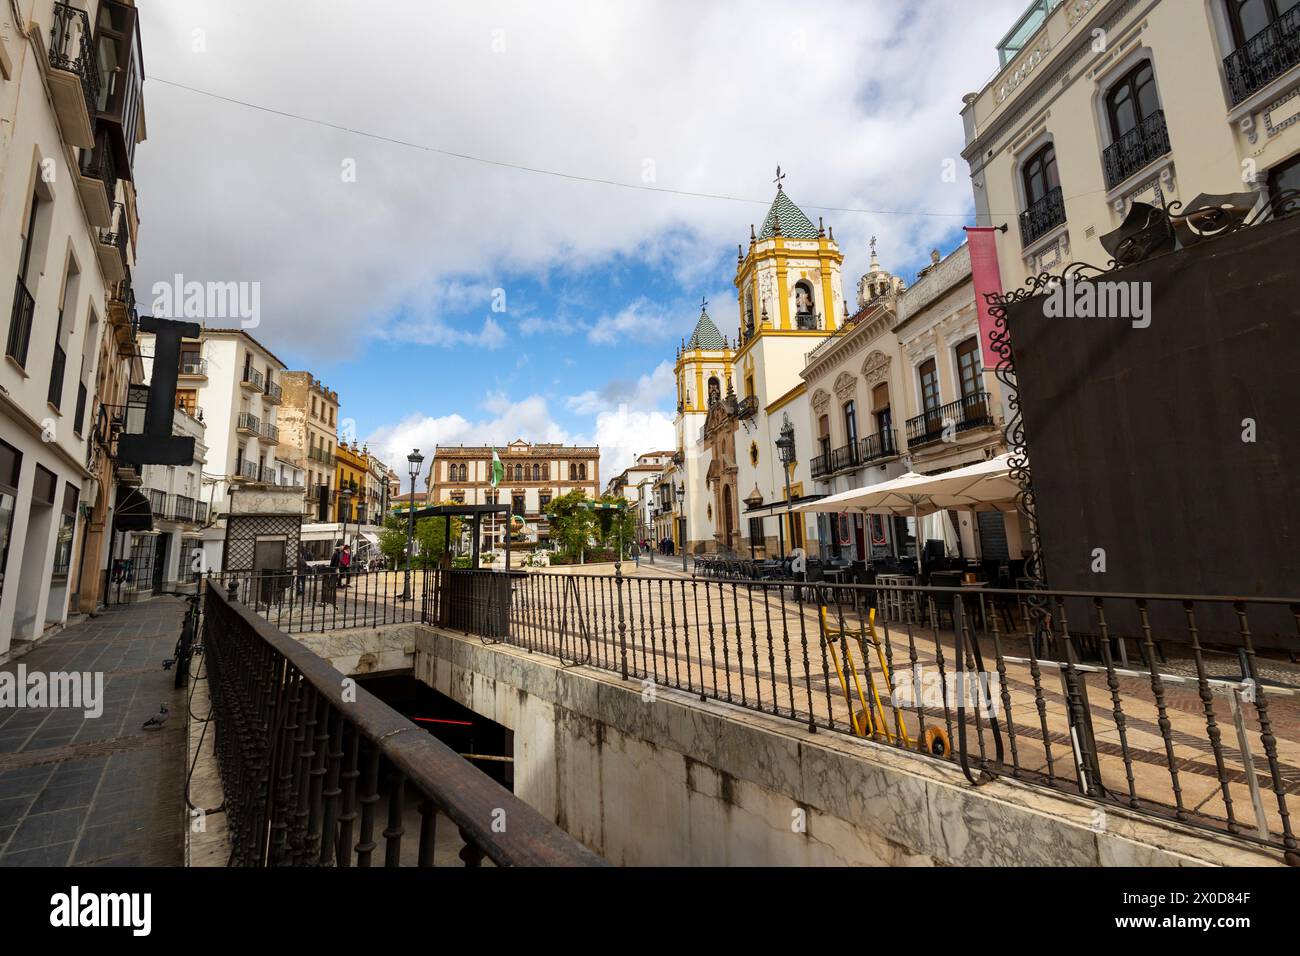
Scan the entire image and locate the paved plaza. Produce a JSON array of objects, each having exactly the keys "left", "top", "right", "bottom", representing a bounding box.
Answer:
[{"left": 0, "top": 600, "right": 188, "bottom": 867}]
